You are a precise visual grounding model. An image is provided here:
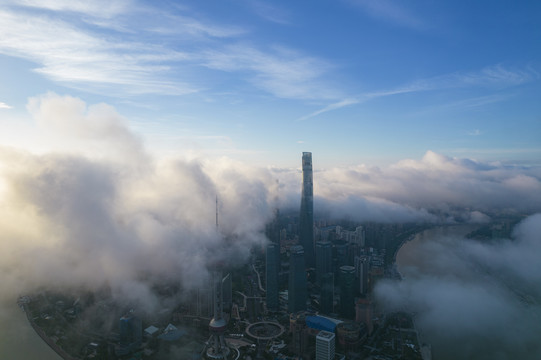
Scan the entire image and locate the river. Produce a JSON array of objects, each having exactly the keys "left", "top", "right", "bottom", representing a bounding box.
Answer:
[
  {"left": 0, "top": 299, "right": 61, "bottom": 359},
  {"left": 396, "top": 225, "right": 476, "bottom": 276},
  {"left": 393, "top": 223, "right": 541, "bottom": 360}
]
